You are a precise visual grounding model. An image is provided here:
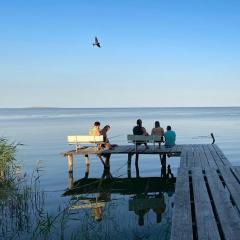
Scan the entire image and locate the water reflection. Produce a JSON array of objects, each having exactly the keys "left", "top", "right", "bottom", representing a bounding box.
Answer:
[
  {"left": 0, "top": 155, "right": 176, "bottom": 239},
  {"left": 63, "top": 156, "right": 175, "bottom": 229}
]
